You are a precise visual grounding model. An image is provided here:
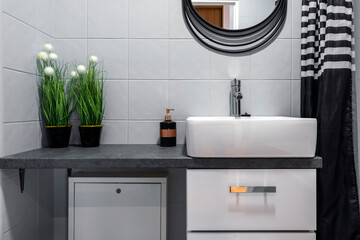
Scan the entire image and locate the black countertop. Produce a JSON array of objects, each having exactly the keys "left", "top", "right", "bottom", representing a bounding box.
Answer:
[{"left": 0, "top": 145, "right": 322, "bottom": 169}]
